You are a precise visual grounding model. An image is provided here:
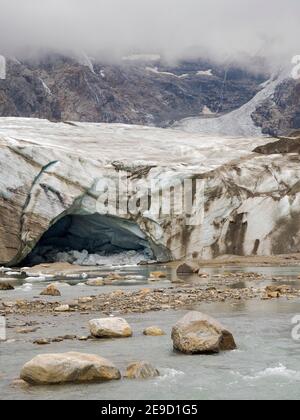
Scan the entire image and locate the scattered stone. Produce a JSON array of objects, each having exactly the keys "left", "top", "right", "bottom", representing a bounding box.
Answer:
[
  {"left": 65, "top": 274, "right": 82, "bottom": 280},
  {"left": 54, "top": 304, "right": 70, "bottom": 312},
  {"left": 171, "top": 311, "right": 237, "bottom": 354},
  {"left": 124, "top": 361, "right": 160, "bottom": 379},
  {"left": 176, "top": 263, "right": 199, "bottom": 276},
  {"left": 106, "top": 273, "right": 123, "bottom": 281},
  {"left": 16, "top": 327, "right": 40, "bottom": 334},
  {"left": 150, "top": 271, "right": 167, "bottom": 279},
  {"left": 78, "top": 297, "right": 93, "bottom": 303},
  {"left": 0, "top": 282, "right": 15, "bottom": 291},
  {"left": 78, "top": 336, "right": 89, "bottom": 341},
  {"left": 40, "top": 284, "right": 61, "bottom": 297},
  {"left": 33, "top": 338, "right": 51, "bottom": 345},
  {"left": 10, "top": 379, "right": 30, "bottom": 390},
  {"left": 6, "top": 271, "right": 22, "bottom": 277},
  {"left": 20, "top": 352, "right": 121, "bottom": 385},
  {"left": 86, "top": 278, "right": 104, "bottom": 286},
  {"left": 89, "top": 317, "right": 133, "bottom": 338},
  {"left": 51, "top": 337, "right": 64, "bottom": 343},
  {"left": 265, "top": 285, "right": 291, "bottom": 294},
  {"left": 143, "top": 326, "right": 166, "bottom": 336},
  {"left": 2, "top": 301, "right": 16, "bottom": 308}
]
